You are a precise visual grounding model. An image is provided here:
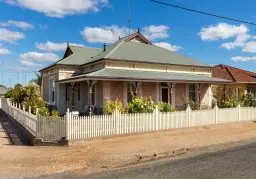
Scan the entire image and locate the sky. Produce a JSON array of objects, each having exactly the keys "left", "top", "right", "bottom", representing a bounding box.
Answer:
[{"left": 1, "top": 0, "right": 256, "bottom": 87}]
